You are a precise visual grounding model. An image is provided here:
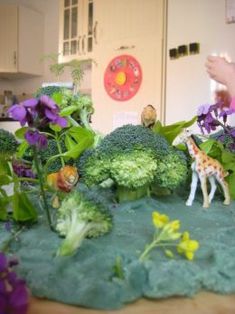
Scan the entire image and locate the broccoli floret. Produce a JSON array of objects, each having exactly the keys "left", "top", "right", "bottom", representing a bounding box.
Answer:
[
  {"left": 56, "top": 188, "right": 112, "bottom": 256},
  {"left": 97, "top": 124, "right": 169, "bottom": 158},
  {"left": 110, "top": 150, "right": 157, "bottom": 189},
  {"left": 153, "top": 149, "right": 188, "bottom": 191},
  {"left": 0, "top": 129, "right": 18, "bottom": 157},
  {"left": 75, "top": 148, "right": 111, "bottom": 186},
  {"left": 110, "top": 150, "right": 158, "bottom": 202}
]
